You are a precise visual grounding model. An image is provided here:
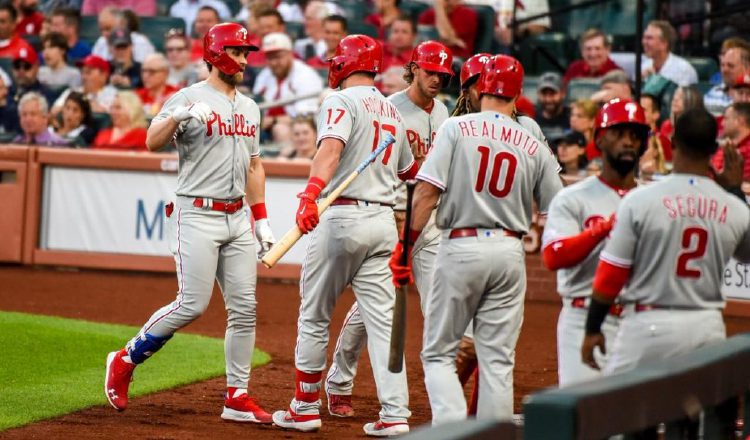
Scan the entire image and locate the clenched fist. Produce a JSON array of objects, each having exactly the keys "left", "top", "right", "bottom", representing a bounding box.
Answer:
[{"left": 172, "top": 102, "right": 212, "bottom": 123}]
